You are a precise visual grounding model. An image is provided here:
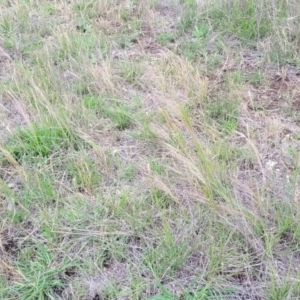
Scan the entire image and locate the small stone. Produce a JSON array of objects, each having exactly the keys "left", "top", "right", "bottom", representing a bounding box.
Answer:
[{"left": 266, "top": 160, "right": 277, "bottom": 170}]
